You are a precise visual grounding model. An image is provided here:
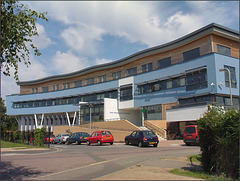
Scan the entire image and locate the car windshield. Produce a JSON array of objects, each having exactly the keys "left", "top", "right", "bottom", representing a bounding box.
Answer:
[
  {"left": 81, "top": 133, "right": 89, "bottom": 136},
  {"left": 62, "top": 134, "right": 69, "bottom": 136},
  {"left": 143, "top": 131, "right": 156, "bottom": 137},
  {"left": 101, "top": 131, "right": 111, "bottom": 136},
  {"left": 185, "top": 127, "right": 196, "bottom": 133}
]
